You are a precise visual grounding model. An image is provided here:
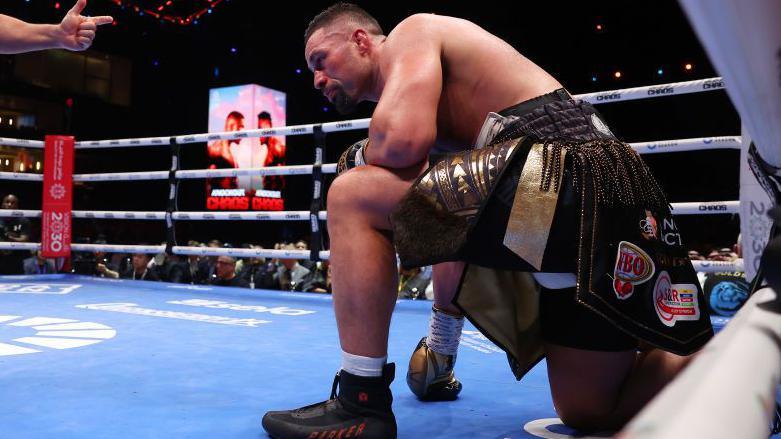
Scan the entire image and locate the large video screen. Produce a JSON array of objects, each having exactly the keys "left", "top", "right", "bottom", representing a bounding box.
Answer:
[{"left": 206, "top": 84, "right": 287, "bottom": 210}]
